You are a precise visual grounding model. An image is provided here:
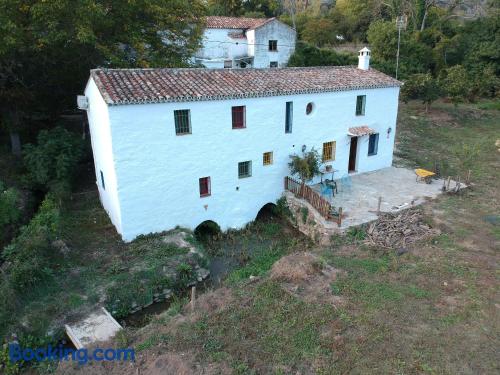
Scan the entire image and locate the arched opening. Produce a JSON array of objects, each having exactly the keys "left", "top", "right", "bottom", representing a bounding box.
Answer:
[
  {"left": 255, "top": 203, "right": 278, "bottom": 222},
  {"left": 194, "top": 220, "right": 221, "bottom": 244}
]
